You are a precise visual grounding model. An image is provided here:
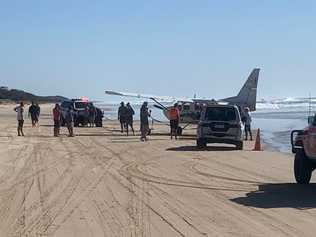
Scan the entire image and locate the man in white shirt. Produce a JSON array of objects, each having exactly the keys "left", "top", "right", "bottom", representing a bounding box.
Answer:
[{"left": 14, "top": 102, "right": 25, "bottom": 136}]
